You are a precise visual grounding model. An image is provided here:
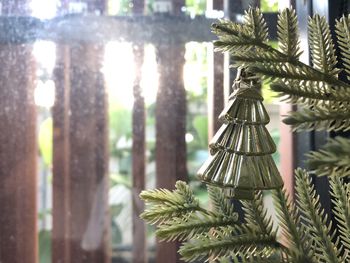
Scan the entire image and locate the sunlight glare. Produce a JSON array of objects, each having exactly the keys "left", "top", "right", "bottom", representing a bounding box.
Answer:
[
  {"left": 30, "top": 0, "right": 57, "bottom": 19},
  {"left": 33, "top": 41, "right": 56, "bottom": 75},
  {"left": 103, "top": 42, "right": 159, "bottom": 108},
  {"left": 103, "top": 42, "right": 134, "bottom": 109},
  {"left": 34, "top": 80, "right": 55, "bottom": 108}
]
